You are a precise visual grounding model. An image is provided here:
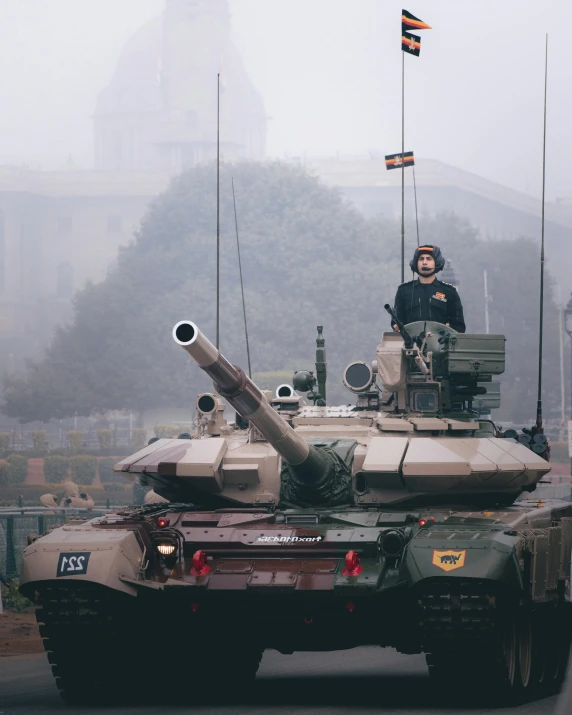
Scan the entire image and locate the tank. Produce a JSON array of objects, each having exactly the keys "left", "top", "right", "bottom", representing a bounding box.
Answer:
[{"left": 19, "top": 313, "right": 572, "bottom": 704}]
